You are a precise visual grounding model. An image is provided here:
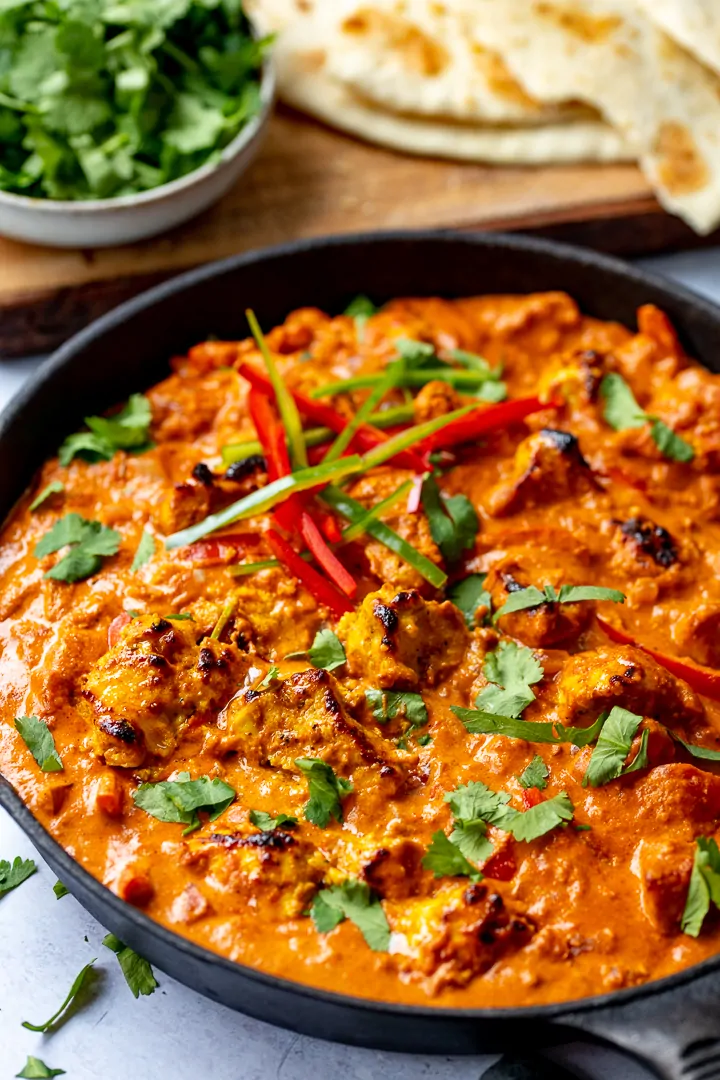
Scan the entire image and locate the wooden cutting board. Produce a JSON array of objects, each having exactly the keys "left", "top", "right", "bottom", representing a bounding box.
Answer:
[{"left": 1, "top": 106, "right": 715, "bottom": 357}]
